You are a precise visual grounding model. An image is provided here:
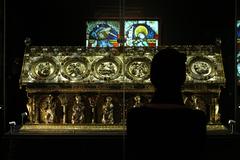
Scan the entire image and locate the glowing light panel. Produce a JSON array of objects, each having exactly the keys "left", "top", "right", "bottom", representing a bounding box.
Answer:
[
  {"left": 124, "top": 20, "right": 159, "bottom": 47},
  {"left": 86, "top": 20, "right": 120, "bottom": 47}
]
